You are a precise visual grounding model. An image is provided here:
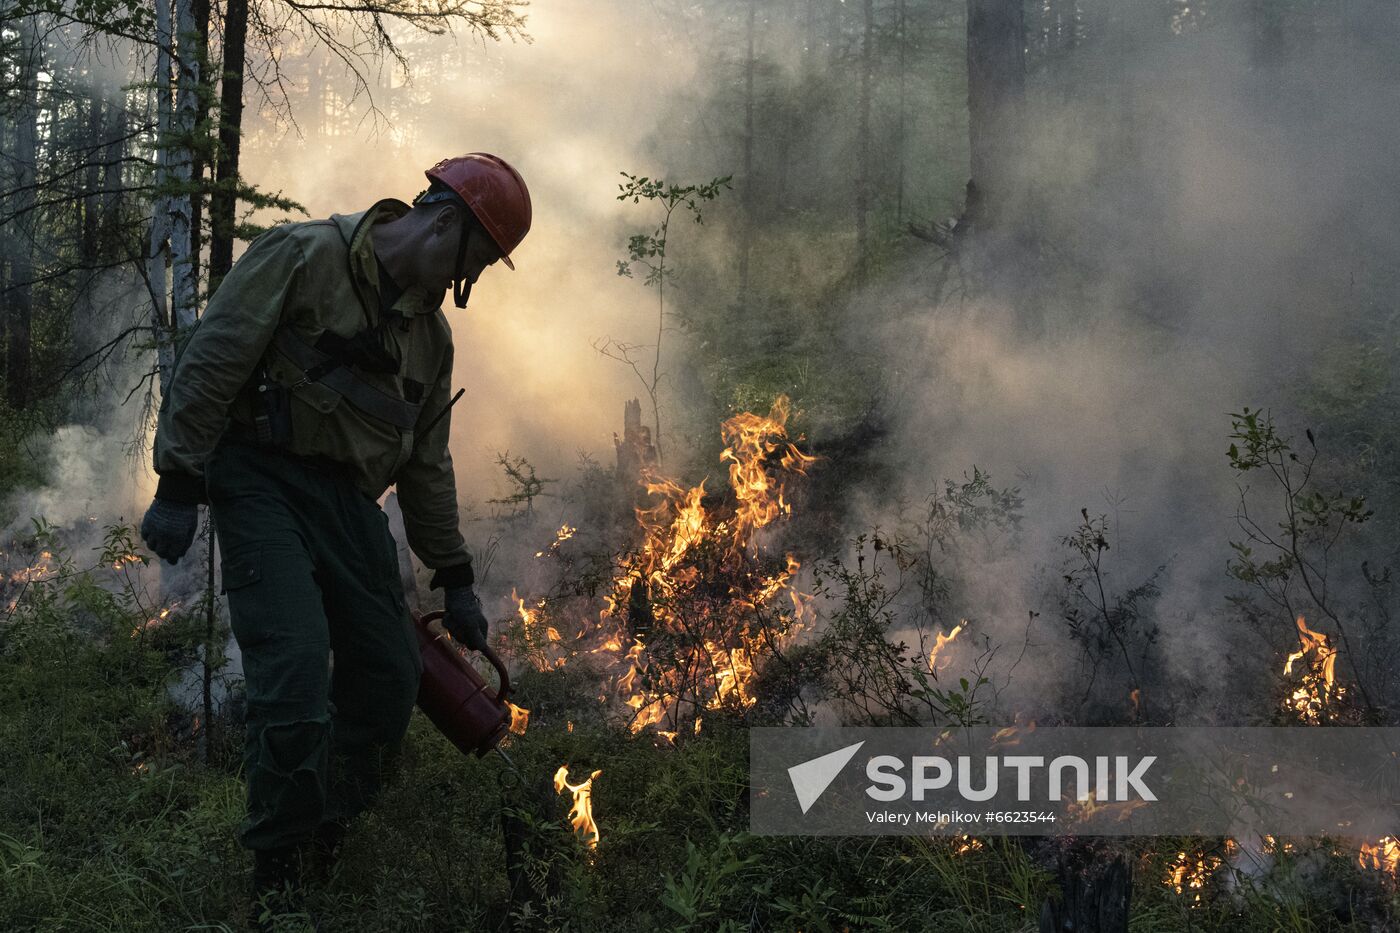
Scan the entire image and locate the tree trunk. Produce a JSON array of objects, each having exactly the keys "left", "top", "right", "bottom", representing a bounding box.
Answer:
[
  {"left": 208, "top": 0, "right": 248, "bottom": 291},
  {"left": 81, "top": 98, "right": 104, "bottom": 270},
  {"left": 1250, "top": 0, "right": 1284, "bottom": 67},
  {"left": 101, "top": 105, "right": 127, "bottom": 256},
  {"left": 169, "top": 0, "right": 201, "bottom": 332},
  {"left": 854, "top": 0, "right": 874, "bottom": 279},
  {"left": 804, "top": 0, "right": 817, "bottom": 69},
  {"left": 964, "top": 0, "right": 1025, "bottom": 231},
  {"left": 1039, "top": 852, "right": 1131, "bottom": 933},
  {"left": 828, "top": 0, "right": 842, "bottom": 68},
  {"left": 150, "top": 0, "right": 176, "bottom": 389},
  {"left": 738, "top": 0, "right": 756, "bottom": 301},
  {"left": 6, "top": 14, "right": 40, "bottom": 410},
  {"left": 187, "top": 0, "right": 211, "bottom": 289},
  {"left": 615, "top": 398, "right": 657, "bottom": 490},
  {"left": 895, "top": 0, "right": 906, "bottom": 226}
]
